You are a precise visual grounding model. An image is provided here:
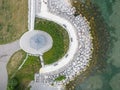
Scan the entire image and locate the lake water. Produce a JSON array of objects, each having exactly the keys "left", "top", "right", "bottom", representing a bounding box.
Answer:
[{"left": 75, "top": 0, "right": 120, "bottom": 90}]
